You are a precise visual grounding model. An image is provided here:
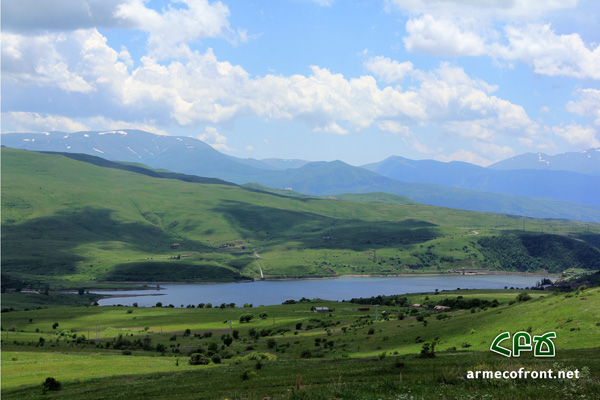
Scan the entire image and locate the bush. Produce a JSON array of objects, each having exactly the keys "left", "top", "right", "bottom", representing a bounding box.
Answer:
[
  {"left": 517, "top": 292, "right": 532, "bottom": 302},
  {"left": 239, "top": 313, "right": 254, "bottom": 323},
  {"left": 188, "top": 353, "right": 210, "bottom": 365},
  {"left": 42, "top": 377, "right": 61, "bottom": 392}
]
